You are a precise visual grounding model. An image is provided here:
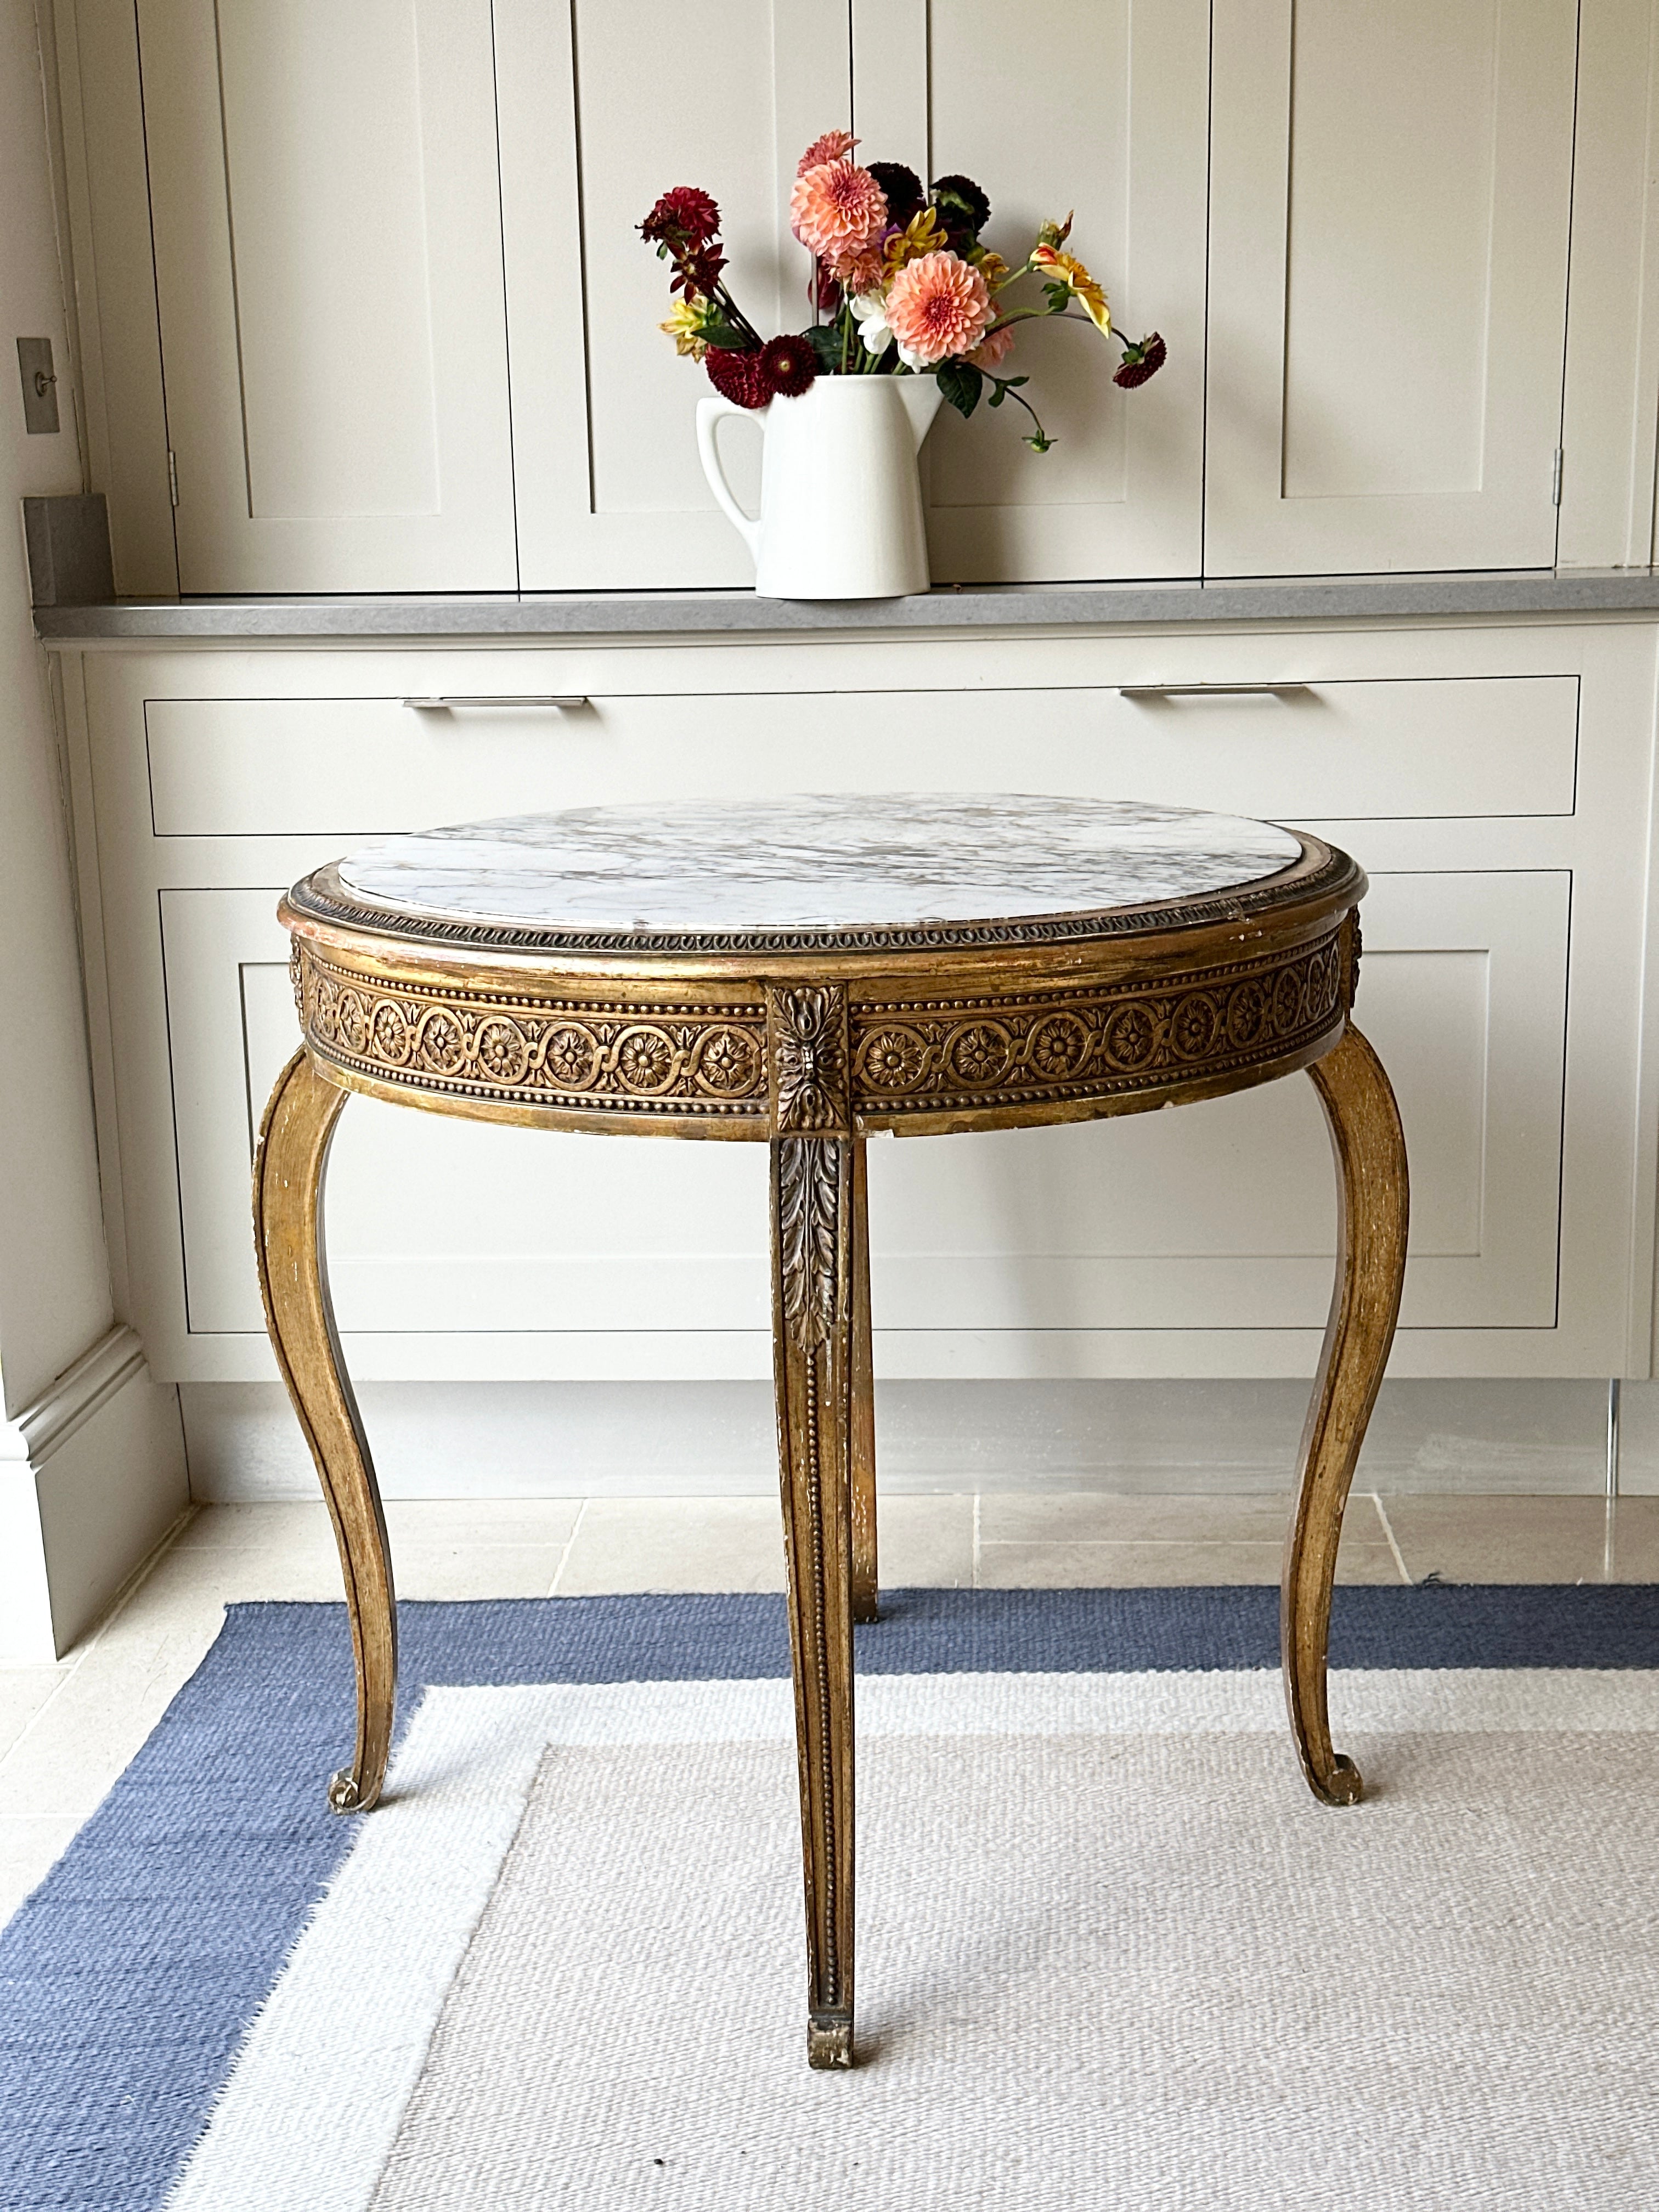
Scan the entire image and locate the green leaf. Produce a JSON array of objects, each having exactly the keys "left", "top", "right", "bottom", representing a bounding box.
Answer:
[
  {"left": 935, "top": 359, "right": 984, "bottom": 419},
  {"left": 1042, "top": 281, "right": 1070, "bottom": 313},
  {"left": 698, "top": 317, "right": 748, "bottom": 351},
  {"left": 802, "top": 324, "right": 844, "bottom": 372}
]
